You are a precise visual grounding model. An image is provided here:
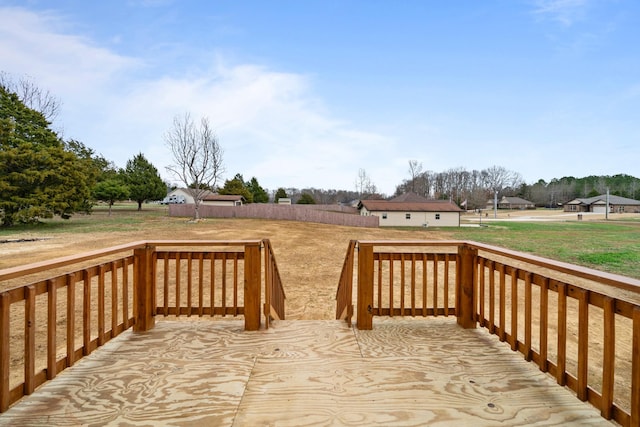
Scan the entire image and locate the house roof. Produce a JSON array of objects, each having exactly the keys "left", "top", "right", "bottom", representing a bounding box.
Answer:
[
  {"left": 499, "top": 196, "right": 534, "bottom": 205},
  {"left": 203, "top": 194, "right": 245, "bottom": 202},
  {"left": 359, "top": 199, "right": 462, "bottom": 213},
  {"left": 566, "top": 194, "right": 640, "bottom": 206}
]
